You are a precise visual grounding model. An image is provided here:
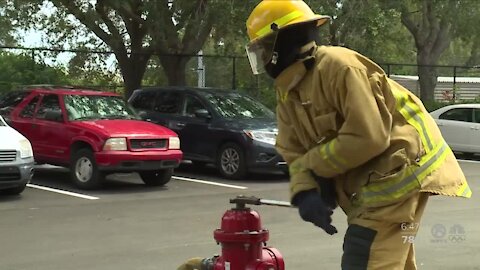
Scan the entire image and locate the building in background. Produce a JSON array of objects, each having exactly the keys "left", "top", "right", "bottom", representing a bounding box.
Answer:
[{"left": 391, "top": 75, "right": 480, "bottom": 102}]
